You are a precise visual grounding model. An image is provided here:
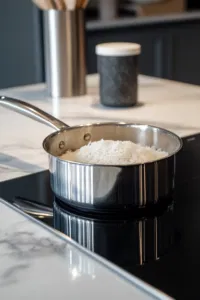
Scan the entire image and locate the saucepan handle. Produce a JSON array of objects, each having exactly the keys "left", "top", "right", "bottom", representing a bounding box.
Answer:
[
  {"left": 0, "top": 96, "right": 69, "bottom": 130},
  {"left": 12, "top": 197, "right": 53, "bottom": 218}
]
